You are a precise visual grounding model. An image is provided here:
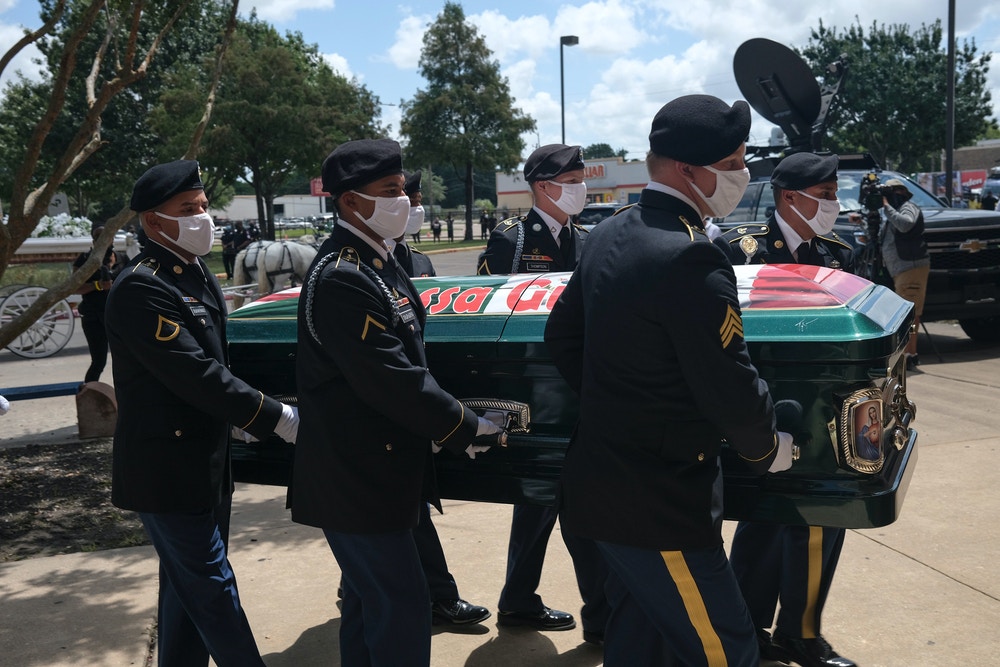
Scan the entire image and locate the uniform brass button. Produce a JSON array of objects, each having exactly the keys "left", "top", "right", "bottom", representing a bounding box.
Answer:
[
  {"left": 697, "top": 453, "right": 705, "bottom": 461},
  {"left": 173, "top": 266, "right": 183, "bottom": 274},
  {"left": 409, "top": 325, "right": 415, "bottom": 331},
  {"left": 175, "top": 430, "right": 183, "bottom": 437},
  {"left": 200, "top": 318, "right": 206, "bottom": 325},
  {"left": 385, "top": 443, "right": 392, "bottom": 452}
]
